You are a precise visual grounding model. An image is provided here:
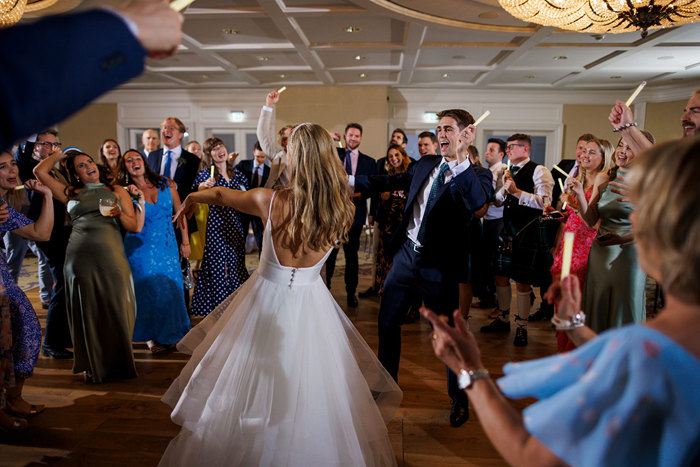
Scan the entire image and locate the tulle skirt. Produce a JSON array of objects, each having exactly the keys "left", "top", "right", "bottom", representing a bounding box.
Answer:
[{"left": 160, "top": 271, "right": 401, "bottom": 466}]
